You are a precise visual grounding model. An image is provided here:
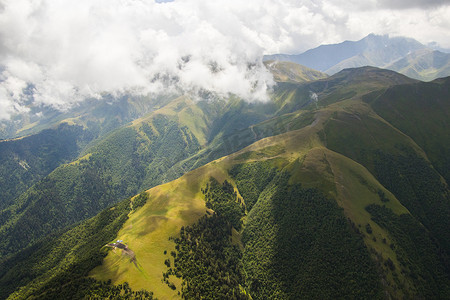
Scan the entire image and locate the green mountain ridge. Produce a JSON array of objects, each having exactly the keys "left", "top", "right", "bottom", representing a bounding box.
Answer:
[
  {"left": 0, "top": 66, "right": 449, "bottom": 299},
  {"left": 263, "top": 60, "right": 328, "bottom": 83}
]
